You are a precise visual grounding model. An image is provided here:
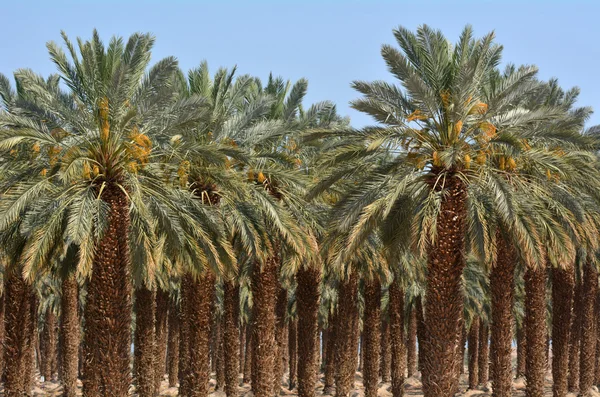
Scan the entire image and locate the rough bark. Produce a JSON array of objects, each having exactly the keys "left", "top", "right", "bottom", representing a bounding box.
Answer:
[
  {"left": 489, "top": 235, "right": 516, "bottom": 397},
  {"left": 25, "top": 295, "right": 37, "bottom": 394},
  {"left": 323, "top": 313, "right": 336, "bottom": 395},
  {"left": 579, "top": 260, "right": 598, "bottom": 395},
  {"left": 223, "top": 280, "right": 241, "bottom": 397},
  {"left": 421, "top": 177, "right": 467, "bottom": 397},
  {"left": 179, "top": 275, "right": 192, "bottom": 395},
  {"left": 134, "top": 287, "right": 156, "bottom": 397},
  {"left": 551, "top": 263, "right": 574, "bottom": 397},
  {"left": 240, "top": 324, "right": 246, "bottom": 374},
  {"left": 416, "top": 297, "right": 427, "bottom": 375},
  {"left": 335, "top": 273, "right": 359, "bottom": 397},
  {"left": 82, "top": 185, "right": 132, "bottom": 397},
  {"left": 381, "top": 316, "right": 391, "bottom": 383},
  {"left": 274, "top": 285, "right": 288, "bottom": 394},
  {"left": 288, "top": 319, "right": 298, "bottom": 390},
  {"left": 167, "top": 299, "right": 180, "bottom": 388},
  {"left": 243, "top": 323, "right": 252, "bottom": 384},
  {"left": 478, "top": 323, "right": 489, "bottom": 385},
  {"left": 389, "top": 280, "right": 406, "bottom": 397},
  {"left": 296, "top": 266, "right": 321, "bottom": 397},
  {"left": 322, "top": 329, "right": 328, "bottom": 373},
  {"left": 363, "top": 279, "right": 381, "bottom": 397},
  {"left": 42, "top": 308, "right": 58, "bottom": 381},
  {"left": 516, "top": 325, "right": 526, "bottom": 378},
  {"left": 61, "top": 274, "right": 79, "bottom": 397},
  {"left": 468, "top": 318, "right": 480, "bottom": 390},
  {"left": 407, "top": 308, "right": 417, "bottom": 378},
  {"left": 0, "top": 290, "right": 4, "bottom": 380},
  {"left": 594, "top": 294, "right": 600, "bottom": 386},
  {"left": 524, "top": 265, "right": 547, "bottom": 397},
  {"left": 215, "top": 317, "right": 225, "bottom": 391},
  {"left": 155, "top": 289, "right": 169, "bottom": 394},
  {"left": 251, "top": 258, "right": 279, "bottom": 397},
  {"left": 569, "top": 280, "right": 583, "bottom": 392}
]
